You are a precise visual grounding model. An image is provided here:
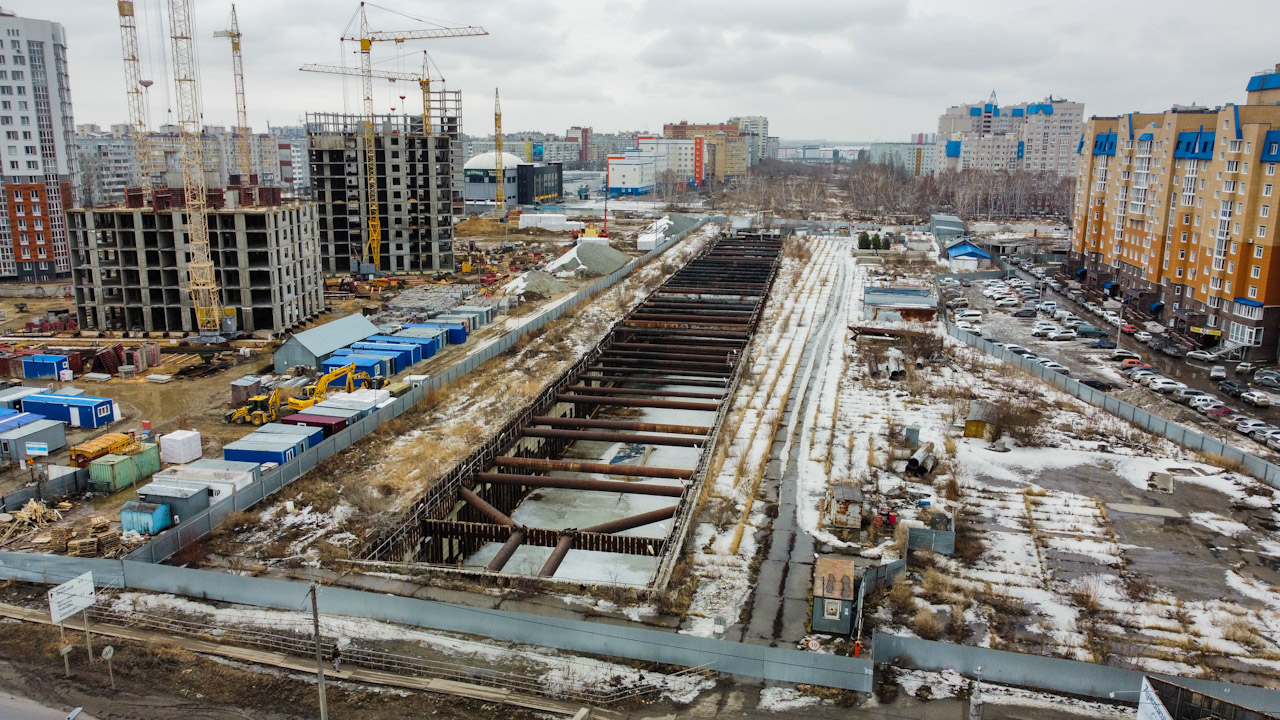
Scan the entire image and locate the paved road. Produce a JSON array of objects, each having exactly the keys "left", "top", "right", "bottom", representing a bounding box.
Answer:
[{"left": 0, "top": 690, "right": 91, "bottom": 720}]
